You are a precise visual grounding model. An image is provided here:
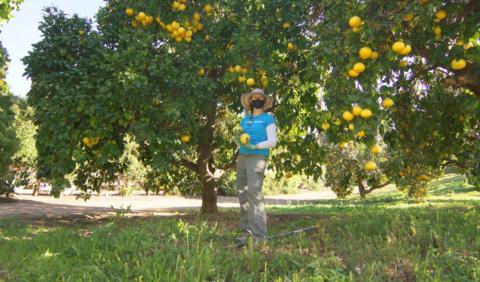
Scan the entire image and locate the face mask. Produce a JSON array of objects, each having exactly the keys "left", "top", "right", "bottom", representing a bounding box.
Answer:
[{"left": 251, "top": 100, "right": 265, "bottom": 109}]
